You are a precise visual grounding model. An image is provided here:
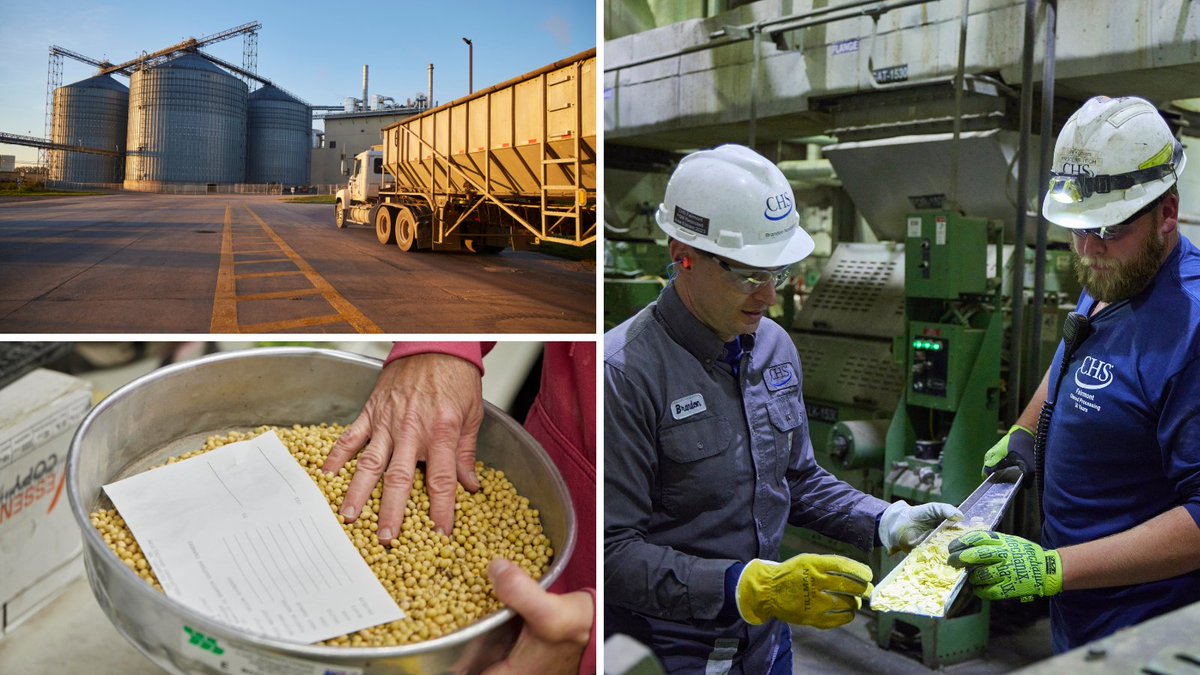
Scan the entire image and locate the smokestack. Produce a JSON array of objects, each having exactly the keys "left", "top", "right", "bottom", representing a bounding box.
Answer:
[
  {"left": 362, "top": 65, "right": 369, "bottom": 111},
  {"left": 427, "top": 63, "right": 434, "bottom": 109}
]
